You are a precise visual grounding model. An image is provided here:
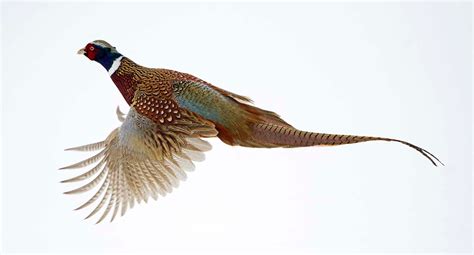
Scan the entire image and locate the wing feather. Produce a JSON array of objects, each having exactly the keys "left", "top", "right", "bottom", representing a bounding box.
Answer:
[
  {"left": 97, "top": 169, "right": 117, "bottom": 224},
  {"left": 61, "top": 159, "right": 105, "bottom": 183},
  {"left": 84, "top": 173, "right": 112, "bottom": 220},
  {"left": 63, "top": 167, "right": 107, "bottom": 194},
  {"left": 65, "top": 141, "right": 106, "bottom": 152},
  {"left": 74, "top": 172, "right": 109, "bottom": 211},
  {"left": 61, "top": 106, "right": 215, "bottom": 223},
  {"left": 111, "top": 167, "right": 126, "bottom": 222},
  {"left": 59, "top": 149, "right": 105, "bottom": 170}
]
